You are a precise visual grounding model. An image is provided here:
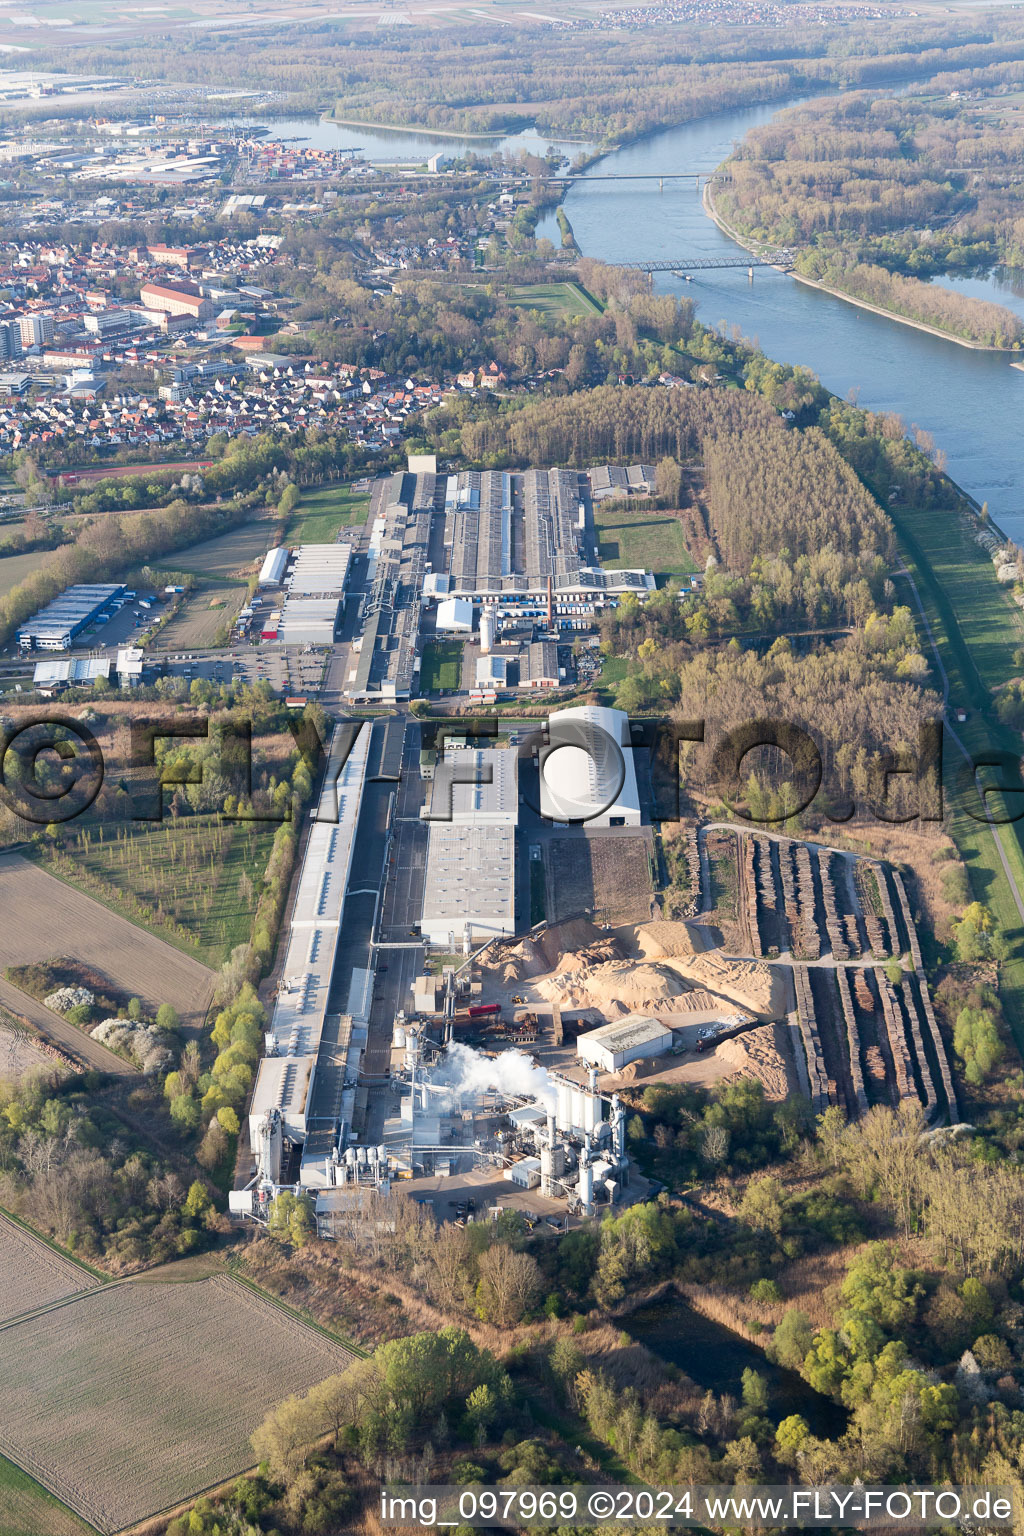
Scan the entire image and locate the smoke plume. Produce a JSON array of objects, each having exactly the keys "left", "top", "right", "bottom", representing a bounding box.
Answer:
[{"left": 437, "top": 1042, "right": 556, "bottom": 1111}]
